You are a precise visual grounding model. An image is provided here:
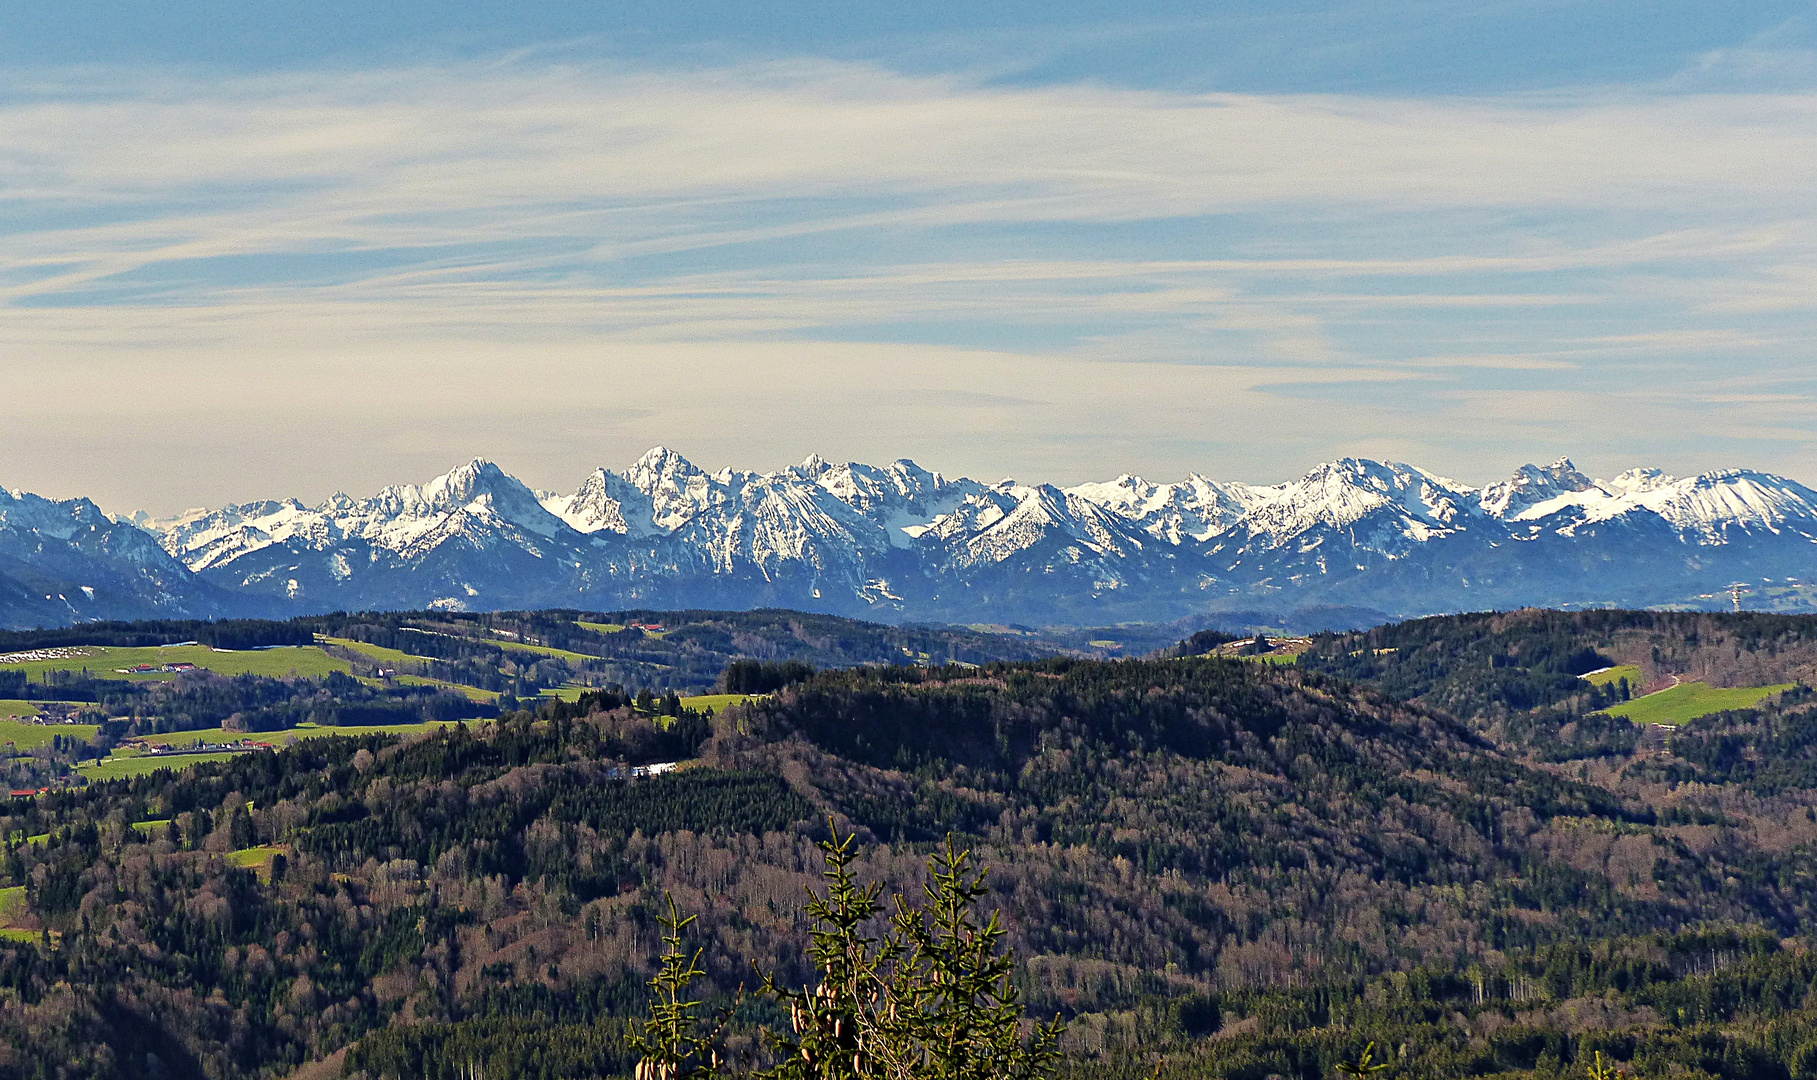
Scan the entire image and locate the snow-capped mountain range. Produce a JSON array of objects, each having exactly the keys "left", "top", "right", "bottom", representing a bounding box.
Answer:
[{"left": 6, "top": 449, "right": 1817, "bottom": 630}]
